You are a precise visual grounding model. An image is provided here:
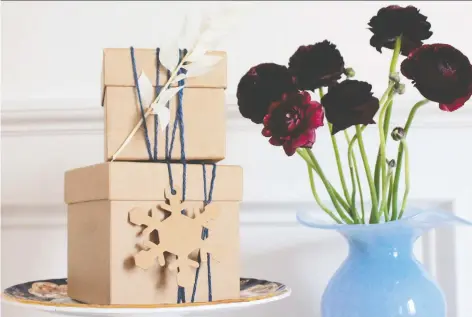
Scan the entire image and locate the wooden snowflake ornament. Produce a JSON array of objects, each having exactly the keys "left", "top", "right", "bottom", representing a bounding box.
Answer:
[{"left": 129, "top": 186, "right": 221, "bottom": 288}]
